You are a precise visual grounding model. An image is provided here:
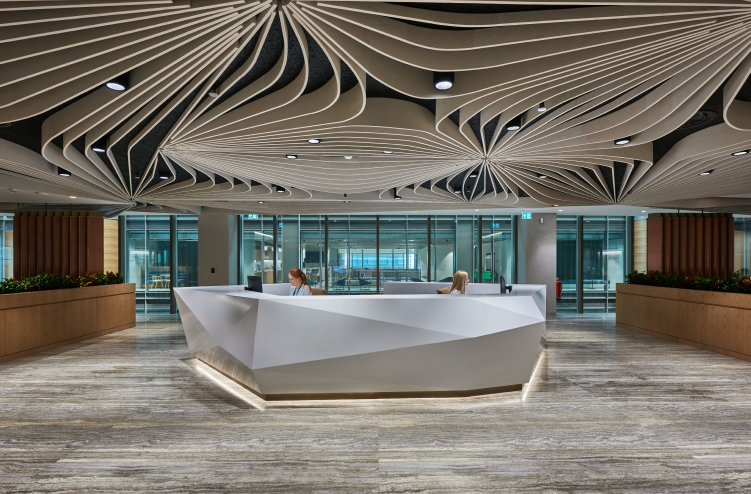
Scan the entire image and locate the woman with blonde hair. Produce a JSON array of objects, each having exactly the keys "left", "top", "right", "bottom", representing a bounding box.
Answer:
[
  {"left": 450, "top": 270, "right": 469, "bottom": 294},
  {"left": 288, "top": 267, "right": 313, "bottom": 296}
]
